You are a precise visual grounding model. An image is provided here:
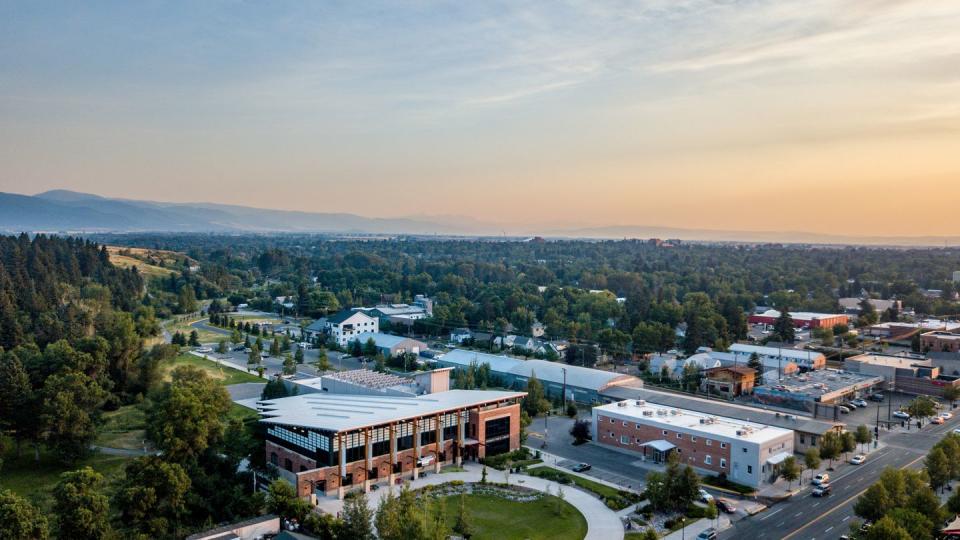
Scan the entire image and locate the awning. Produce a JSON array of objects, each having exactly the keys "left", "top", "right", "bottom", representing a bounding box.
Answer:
[
  {"left": 462, "top": 438, "right": 480, "bottom": 446},
  {"left": 943, "top": 515, "right": 960, "bottom": 535},
  {"left": 766, "top": 452, "right": 793, "bottom": 465},
  {"left": 641, "top": 440, "right": 676, "bottom": 452}
]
